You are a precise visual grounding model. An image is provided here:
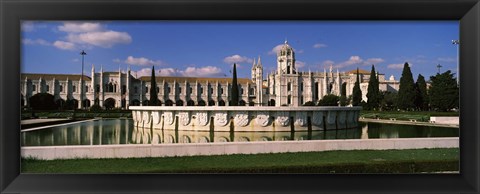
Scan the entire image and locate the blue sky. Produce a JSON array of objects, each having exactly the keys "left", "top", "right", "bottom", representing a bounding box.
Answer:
[{"left": 21, "top": 21, "right": 459, "bottom": 81}]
